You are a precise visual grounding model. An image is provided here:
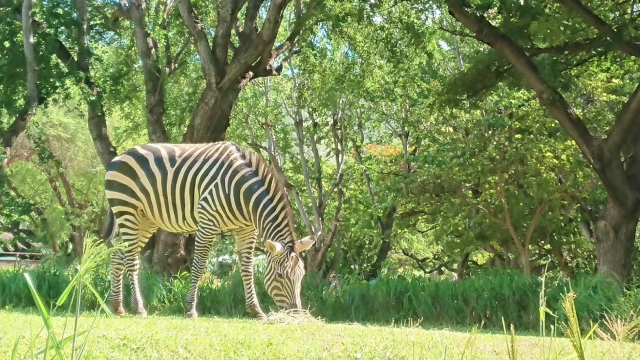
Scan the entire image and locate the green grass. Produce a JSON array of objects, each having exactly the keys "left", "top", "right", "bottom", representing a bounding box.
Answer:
[
  {"left": 1, "top": 311, "right": 639, "bottom": 360},
  {"left": 4, "top": 237, "right": 638, "bottom": 359},
  {"left": 3, "top": 265, "right": 637, "bottom": 333}
]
